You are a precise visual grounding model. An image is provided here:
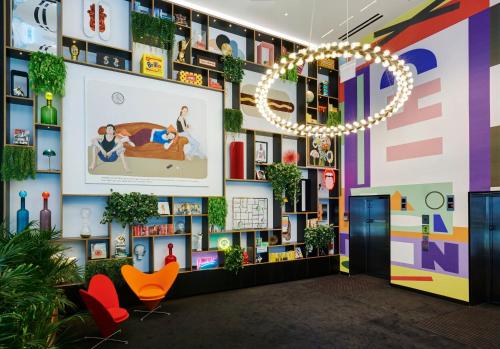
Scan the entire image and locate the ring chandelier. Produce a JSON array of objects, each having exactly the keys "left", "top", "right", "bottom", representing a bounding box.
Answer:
[{"left": 254, "top": 42, "right": 414, "bottom": 137}]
